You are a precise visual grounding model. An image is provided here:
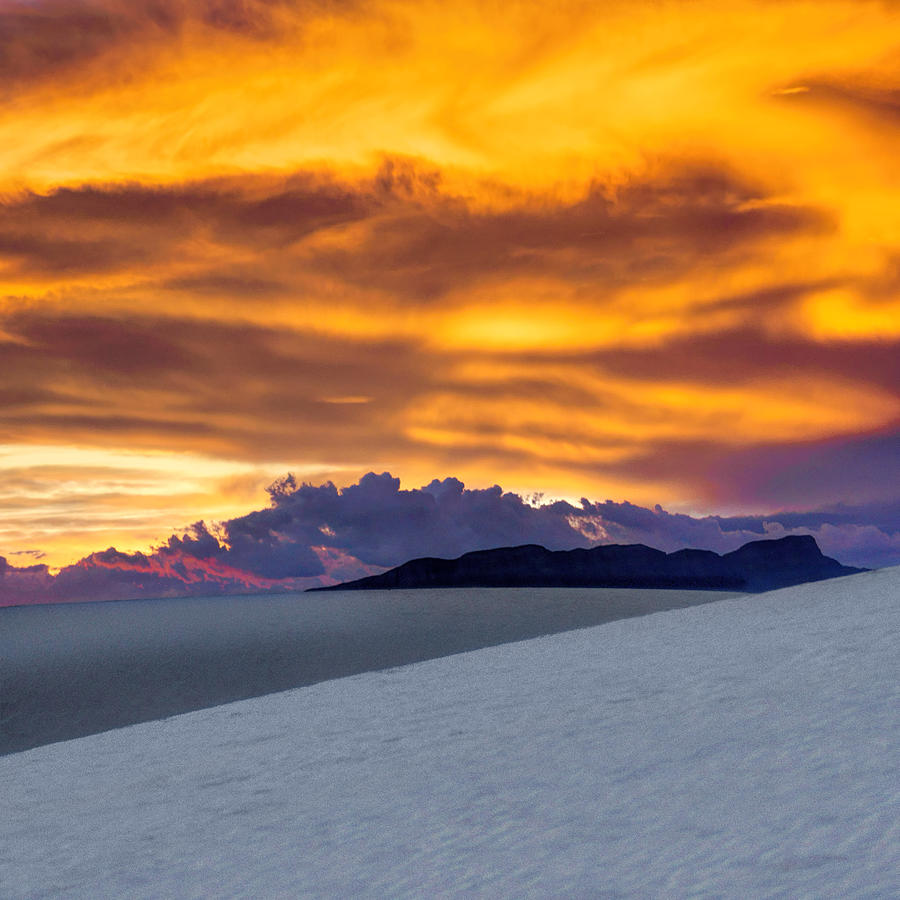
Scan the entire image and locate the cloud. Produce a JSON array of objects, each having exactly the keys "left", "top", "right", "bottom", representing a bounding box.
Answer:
[
  {"left": 0, "top": 555, "right": 55, "bottom": 606},
  {"left": 0, "top": 174, "right": 377, "bottom": 281},
  {"left": 779, "top": 80, "right": 900, "bottom": 130},
  {"left": 2, "top": 472, "right": 897, "bottom": 606},
  {"left": 256, "top": 471, "right": 589, "bottom": 567},
  {"left": 3, "top": 313, "right": 192, "bottom": 377},
  {"left": 0, "top": 1, "right": 159, "bottom": 86},
  {"left": 0, "top": 1, "right": 353, "bottom": 87},
  {"left": 3, "top": 298, "right": 896, "bottom": 528},
  {"left": 570, "top": 496, "right": 900, "bottom": 570},
  {"left": 1, "top": 162, "right": 868, "bottom": 477},
  {"left": 1, "top": 1, "right": 897, "bottom": 576},
  {"left": 611, "top": 428, "right": 900, "bottom": 511},
  {"left": 0, "top": 162, "right": 826, "bottom": 290},
  {"left": 0, "top": 309, "right": 429, "bottom": 459},
  {"left": 299, "top": 164, "right": 831, "bottom": 303},
  {"left": 576, "top": 326, "right": 900, "bottom": 395}
]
